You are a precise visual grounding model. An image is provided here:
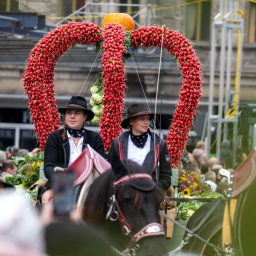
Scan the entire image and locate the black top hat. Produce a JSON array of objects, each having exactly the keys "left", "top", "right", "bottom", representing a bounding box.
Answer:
[
  {"left": 121, "top": 103, "right": 154, "bottom": 128},
  {"left": 60, "top": 96, "right": 94, "bottom": 121}
]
